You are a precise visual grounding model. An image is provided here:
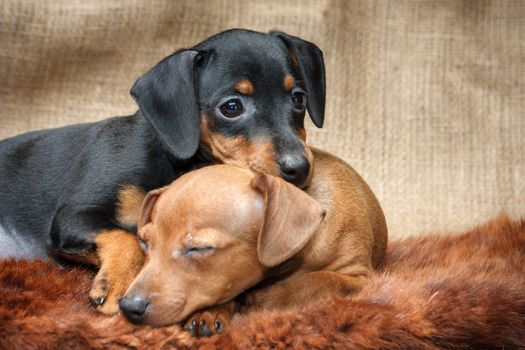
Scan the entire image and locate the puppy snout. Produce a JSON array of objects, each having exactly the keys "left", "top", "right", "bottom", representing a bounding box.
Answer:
[
  {"left": 278, "top": 155, "right": 310, "bottom": 187},
  {"left": 119, "top": 294, "right": 149, "bottom": 324}
]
